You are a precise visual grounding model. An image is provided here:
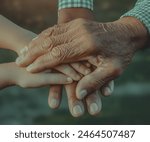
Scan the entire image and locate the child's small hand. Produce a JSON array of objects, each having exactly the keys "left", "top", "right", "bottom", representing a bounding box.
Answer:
[{"left": 0, "top": 63, "right": 73, "bottom": 90}]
